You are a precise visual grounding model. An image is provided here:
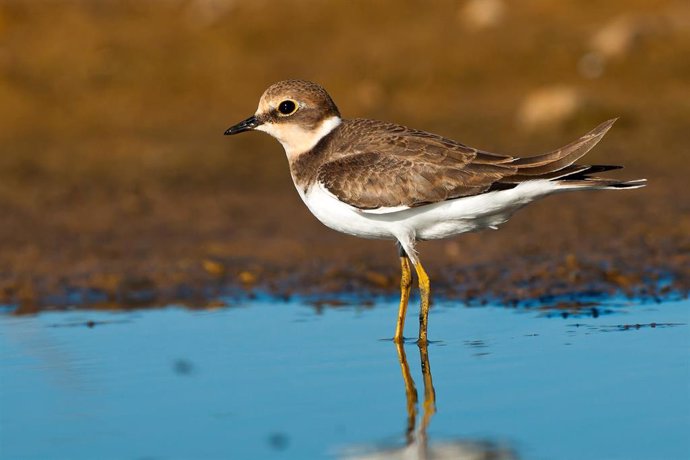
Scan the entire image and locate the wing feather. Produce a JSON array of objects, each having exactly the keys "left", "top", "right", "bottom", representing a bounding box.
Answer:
[{"left": 314, "top": 118, "right": 619, "bottom": 212}]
